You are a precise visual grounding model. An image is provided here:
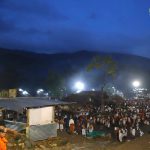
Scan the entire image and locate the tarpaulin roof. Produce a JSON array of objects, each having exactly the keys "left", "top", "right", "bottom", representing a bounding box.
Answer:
[{"left": 0, "top": 97, "right": 73, "bottom": 113}]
